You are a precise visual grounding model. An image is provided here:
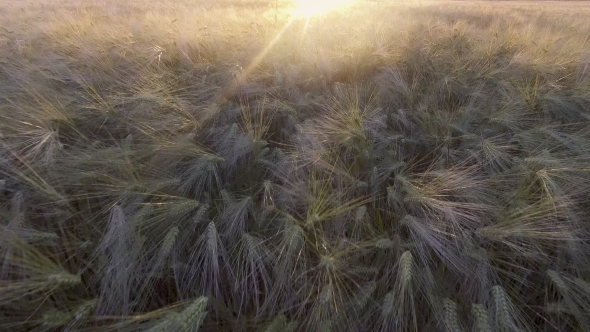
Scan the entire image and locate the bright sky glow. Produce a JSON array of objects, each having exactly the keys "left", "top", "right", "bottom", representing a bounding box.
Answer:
[{"left": 291, "top": 0, "right": 353, "bottom": 18}]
